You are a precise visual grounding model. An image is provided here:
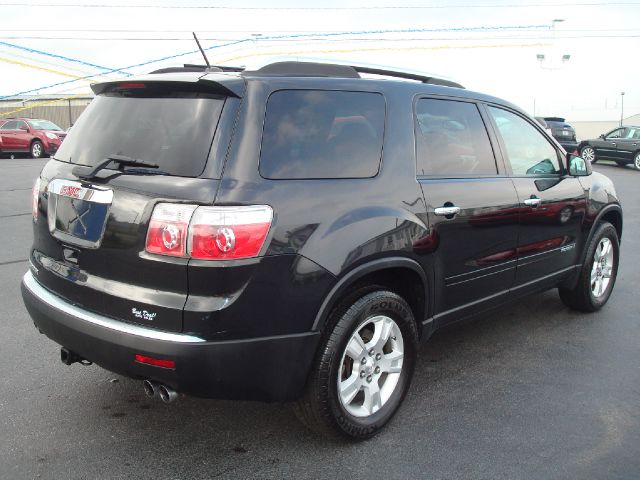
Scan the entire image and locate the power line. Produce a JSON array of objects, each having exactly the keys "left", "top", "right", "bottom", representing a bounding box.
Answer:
[
  {"left": 0, "top": 41, "right": 127, "bottom": 73},
  {"left": 0, "top": 23, "right": 554, "bottom": 99},
  {"left": 1, "top": 1, "right": 640, "bottom": 8},
  {"left": 1, "top": 34, "right": 639, "bottom": 41}
]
